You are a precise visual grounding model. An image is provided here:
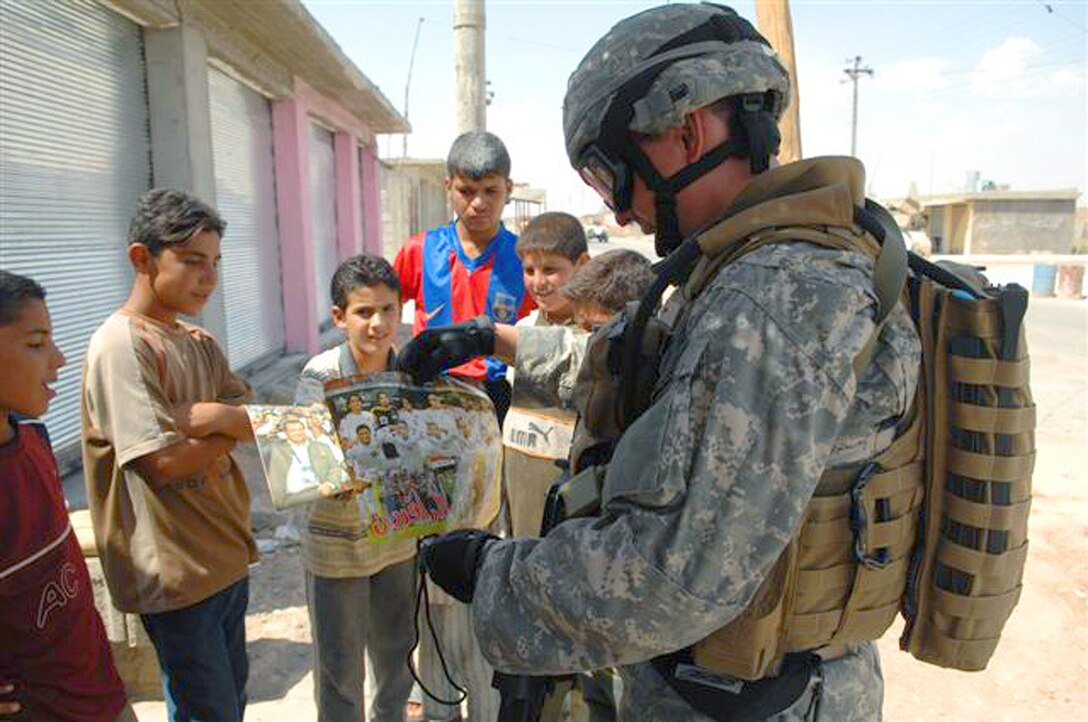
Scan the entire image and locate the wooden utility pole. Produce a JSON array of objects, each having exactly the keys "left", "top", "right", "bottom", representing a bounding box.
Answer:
[
  {"left": 453, "top": 0, "right": 486, "bottom": 134},
  {"left": 755, "top": 0, "right": 801, "bottom": 163}
]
